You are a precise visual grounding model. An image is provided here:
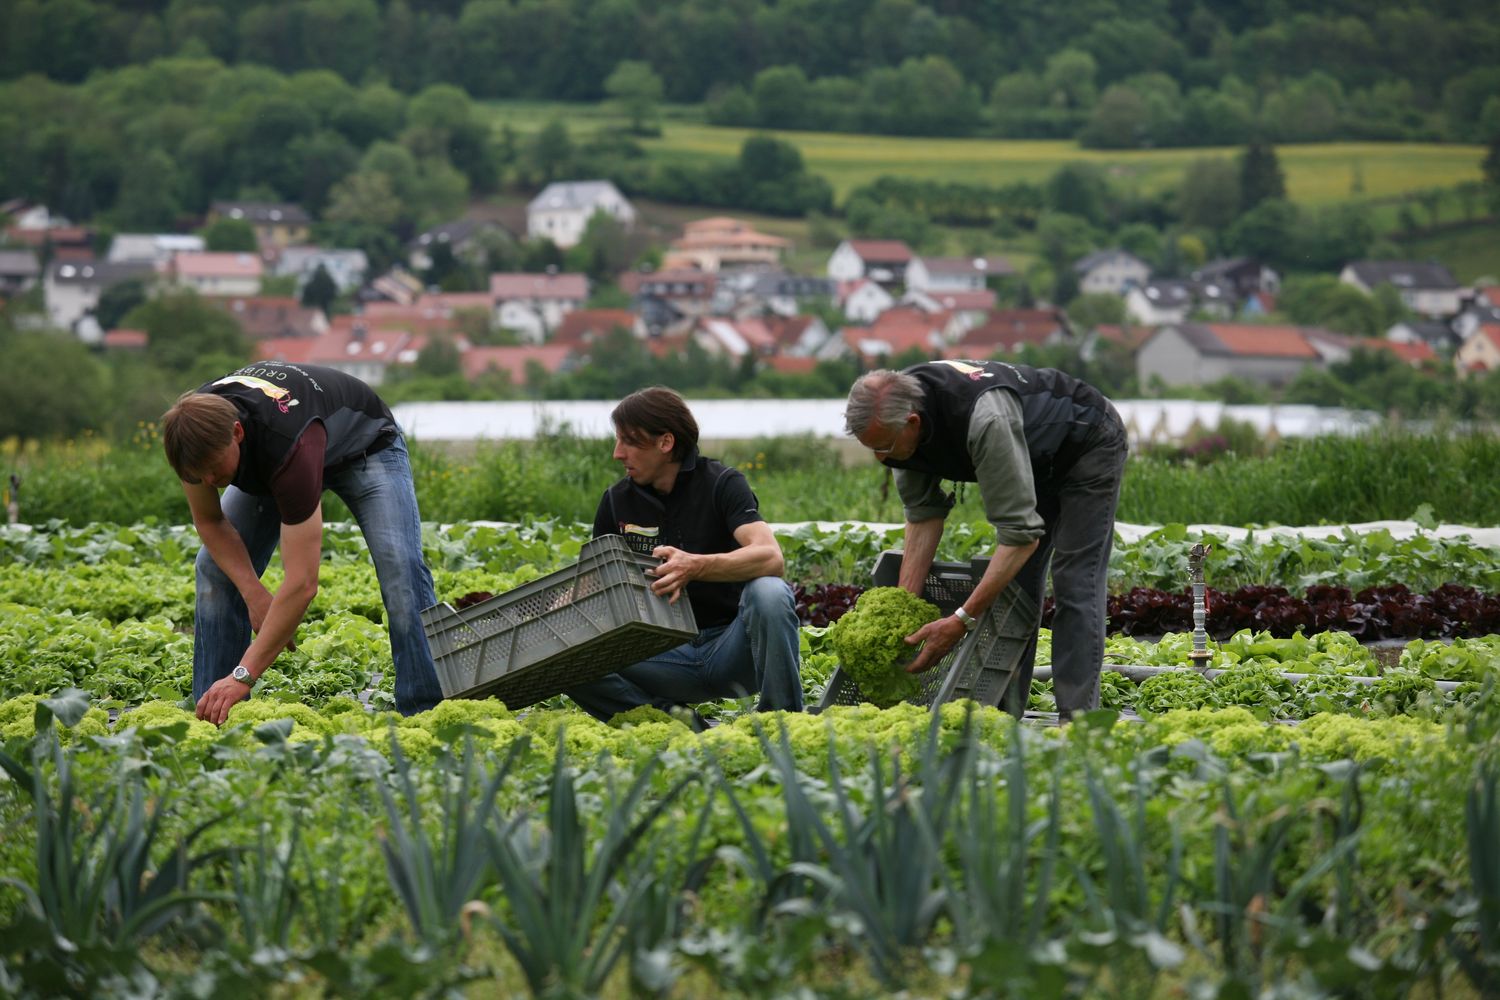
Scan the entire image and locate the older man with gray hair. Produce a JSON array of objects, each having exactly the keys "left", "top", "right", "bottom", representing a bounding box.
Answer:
[{"left": 844, "top": 360, "right": 1127, "bottom": 718}]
